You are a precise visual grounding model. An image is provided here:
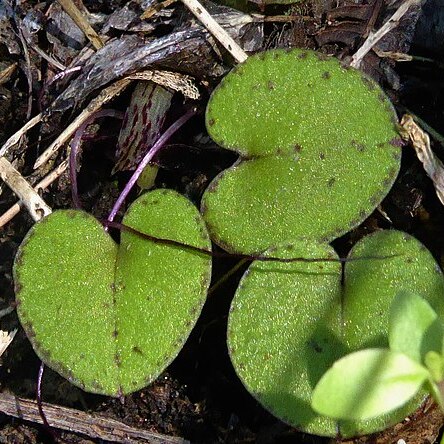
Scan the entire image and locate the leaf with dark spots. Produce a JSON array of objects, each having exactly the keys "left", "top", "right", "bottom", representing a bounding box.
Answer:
[
  {"left": 203, "top": 49, "right": 401, "bottom": 254},
  {"left": 228, "top": 231, "right": 444, "bottom": 437},
  {"left": 14, "top": 189, "right": 212, "bottom": 396}
]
